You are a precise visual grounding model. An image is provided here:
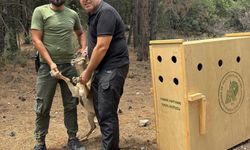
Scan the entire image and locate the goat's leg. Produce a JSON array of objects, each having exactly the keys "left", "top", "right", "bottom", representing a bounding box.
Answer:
[
  {"left": 81, "top": 112, "right": 96, "bottom": 141},
  {"left": 79, "top": 97, "right": 84, "bottom": 107},
  {"left": 58, "top": 74, "right": 80, "bottom": 97},
  {"left": 83, "top": 84, "right": 90, "bottom": 98}
]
